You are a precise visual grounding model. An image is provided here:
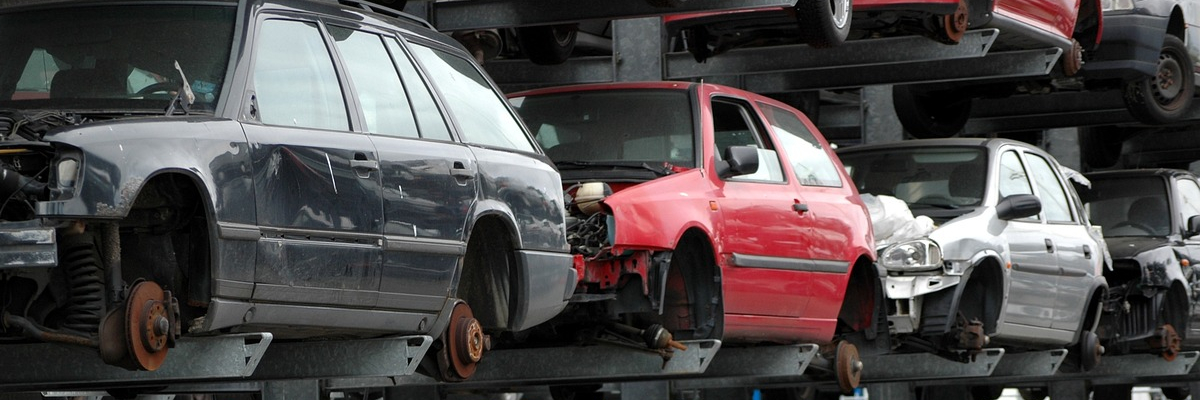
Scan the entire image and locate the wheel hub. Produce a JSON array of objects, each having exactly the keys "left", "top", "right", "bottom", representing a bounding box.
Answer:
[
  {"left": 1062, "top": 39, "right": 1083, "bottom": 76},
  {"left": 98, "top": 281, "right": 179, "bottom": 371},
  {"left": 1152, "top": 55, "right": 1184, "bottom": 103},
  {"left": 1150, "top": 324, "right": 1182, "bottom": 361},
  {"left": 941, "top": 1, "right": 969, "bottom": 43},
  {"left": 835, "top": 341, "right": 862, "bottom": 394},
  {"left": 439, "top": 302, "right": 490, "bottom": 380}
]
